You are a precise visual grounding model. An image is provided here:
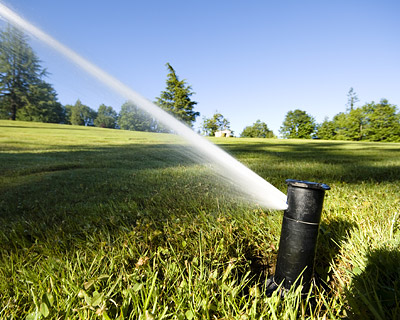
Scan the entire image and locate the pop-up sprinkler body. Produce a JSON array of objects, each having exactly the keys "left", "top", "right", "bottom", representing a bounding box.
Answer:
[{"left": 267, "top": 179, "right": 330, "bottom": 296}]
